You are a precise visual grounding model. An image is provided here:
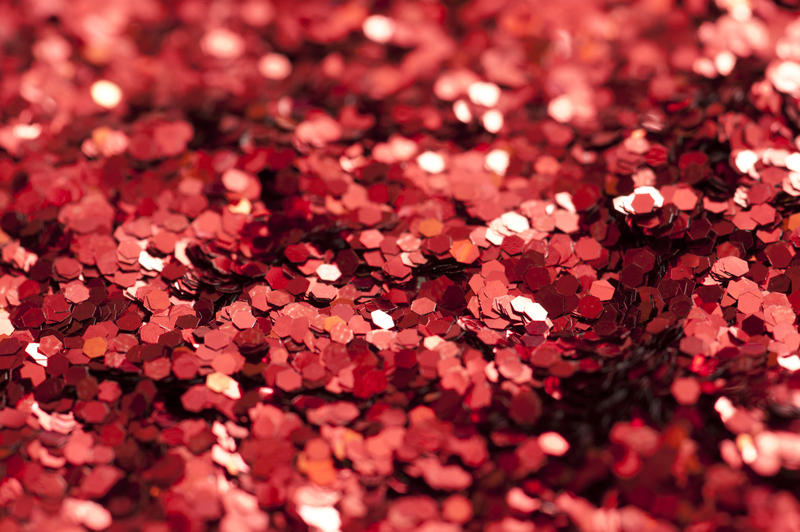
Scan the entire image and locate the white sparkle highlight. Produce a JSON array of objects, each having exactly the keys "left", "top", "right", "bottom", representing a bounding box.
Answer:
[
  {"left": 468, "top": 81, "right": 501, "bottom": 107},
  {"left": 371, "top": 309, "right": 395, "bottom": 330},
  {"left": 417, "top": 151, "right": 445, "bottom": 174},
  {"left": 90, "top": 80, "right": 122, "bottom": 109},
  {"left": 485, "top": 149, "right": 509, "bottom": 175},
  {"left": 363, "top": 15, "right": 396, "bottom": 43}
]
